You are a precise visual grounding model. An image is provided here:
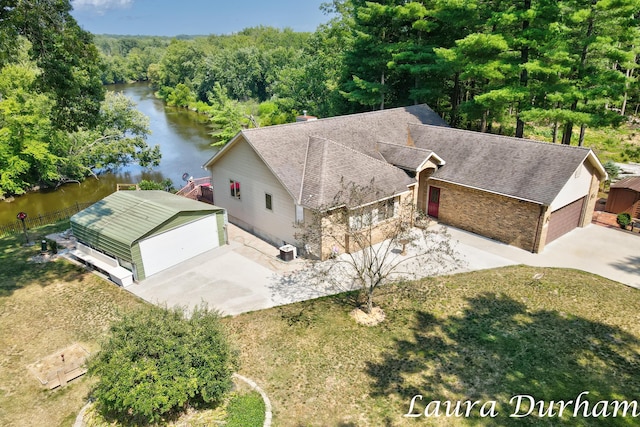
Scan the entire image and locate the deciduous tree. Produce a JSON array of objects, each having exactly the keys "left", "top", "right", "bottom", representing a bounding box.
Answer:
[
  {"left": 0, "top": 50, "right": 59, "bottom": 196},
  {"left": 57, "top": 92, "right": 159, "bottom": 179},
  {"left": 294, "top": 179, "right": 461, "bottom": 316},
  {"left": 89, "top": 304, "right": 238, "bottom": 425}
]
